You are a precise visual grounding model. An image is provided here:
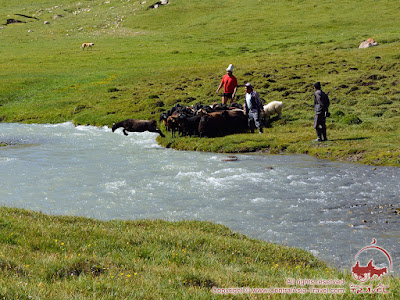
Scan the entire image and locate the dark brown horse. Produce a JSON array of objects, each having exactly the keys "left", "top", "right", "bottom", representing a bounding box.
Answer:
[{"left": 112, "top": 119, "right": 165, "bottom": 137}]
